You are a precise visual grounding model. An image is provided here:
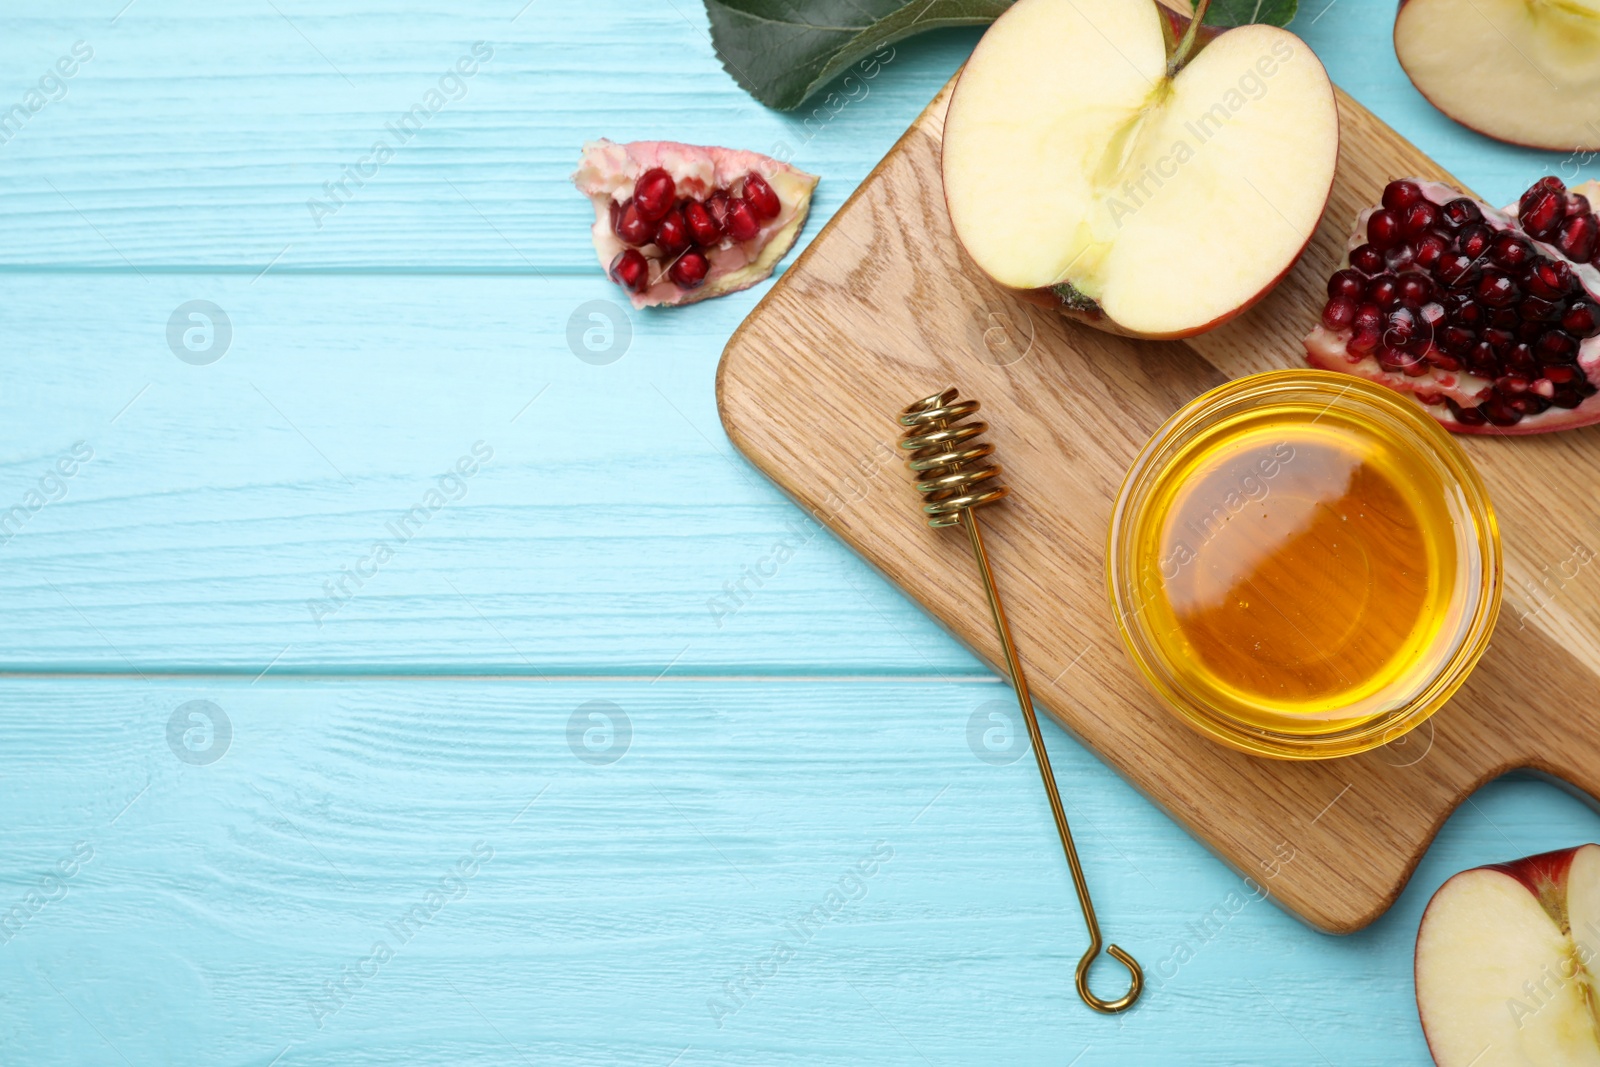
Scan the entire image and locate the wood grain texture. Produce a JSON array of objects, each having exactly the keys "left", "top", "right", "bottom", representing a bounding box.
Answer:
[{"left": 718, "top": 81, "right": 1600, "bottom": 934}]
